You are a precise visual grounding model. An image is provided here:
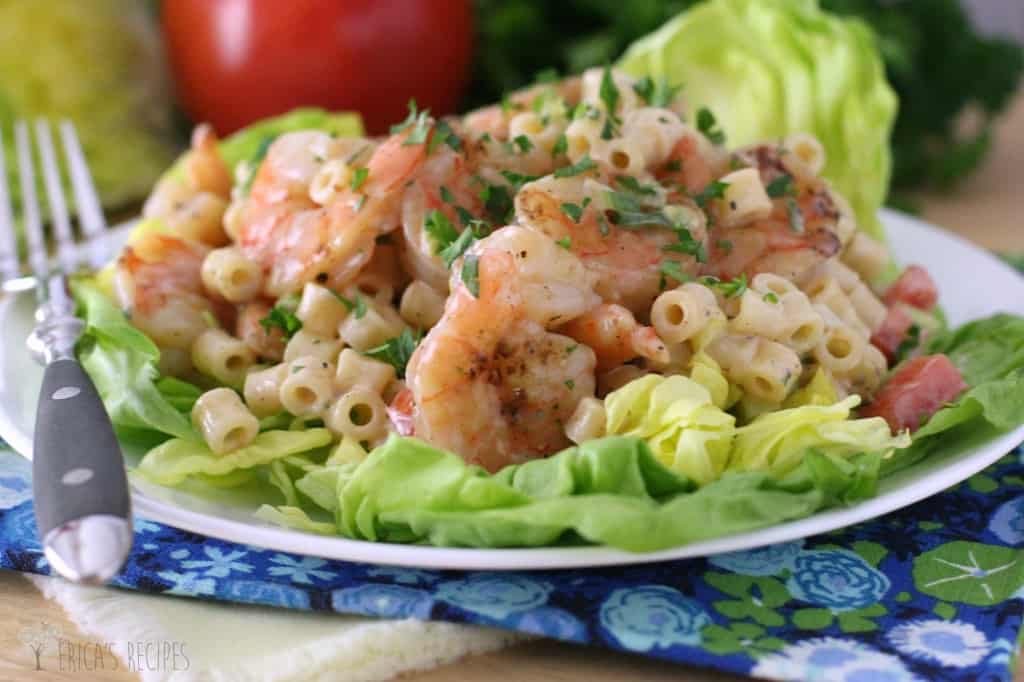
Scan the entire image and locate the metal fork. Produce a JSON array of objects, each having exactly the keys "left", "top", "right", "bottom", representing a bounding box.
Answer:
[{"left": 0, "top": 120, "right": 132, "bottom": 584}]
